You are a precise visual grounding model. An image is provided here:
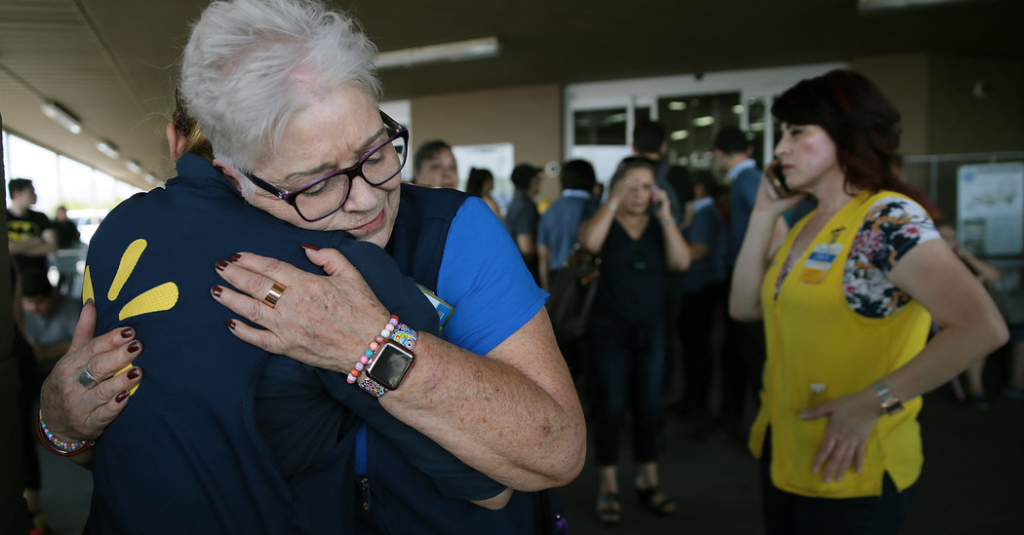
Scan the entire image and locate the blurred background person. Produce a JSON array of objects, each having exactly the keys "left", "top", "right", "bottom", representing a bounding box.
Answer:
[
  {"left": 412, "top": 139, "right": 459, "bottom": 189},
  {"left": 465, "top": 167, "right": 502, "bottom": 220},
  {"left": 537, "top": 159, "right": 598, "bottom": 379},
  {"left": 7, "top": 178, "right": 58, "bottom": 274},
  {"left": 578, "top": 157, "right": 690, "bottom": 524},
  {"left": 677, "top": 171, "right": 728, "bottom": 426},
  {"left": 51, "top": 206, "right": 81, "bottom": 250},
  {"left": 507, "top": 163, "right": 543, "bottom": 283}
]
